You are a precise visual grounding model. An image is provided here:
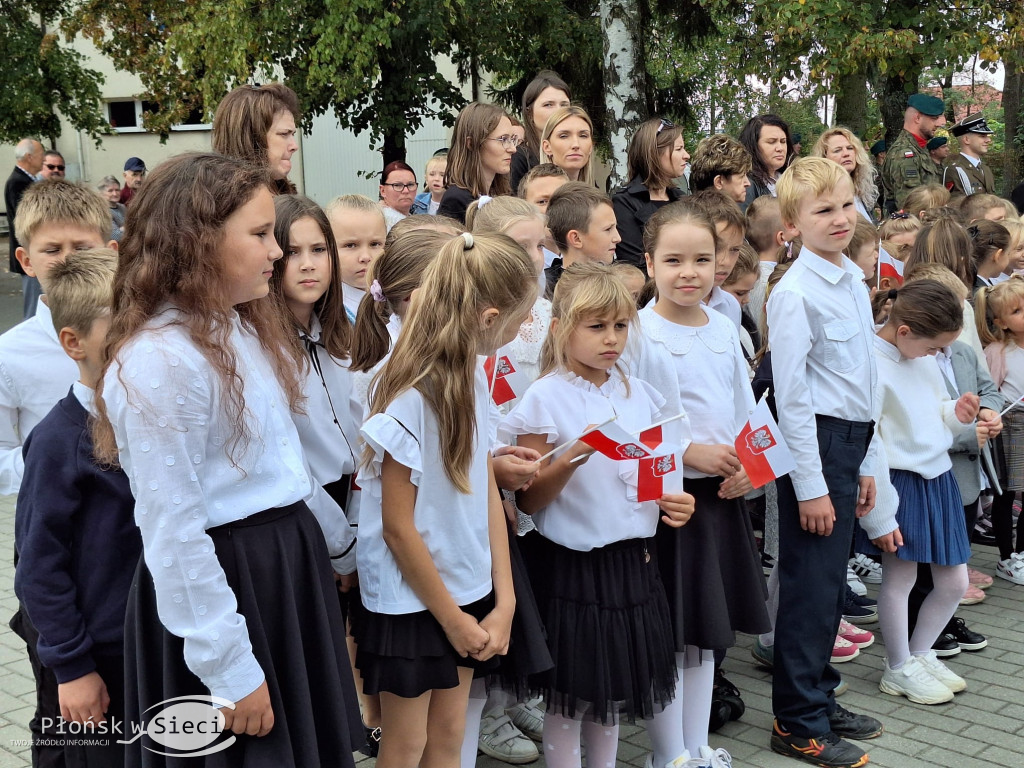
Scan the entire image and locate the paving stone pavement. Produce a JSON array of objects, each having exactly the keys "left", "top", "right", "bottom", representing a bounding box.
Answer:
[{"left": 1, "top": 487, "right": 1022, "bottom": 768}]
